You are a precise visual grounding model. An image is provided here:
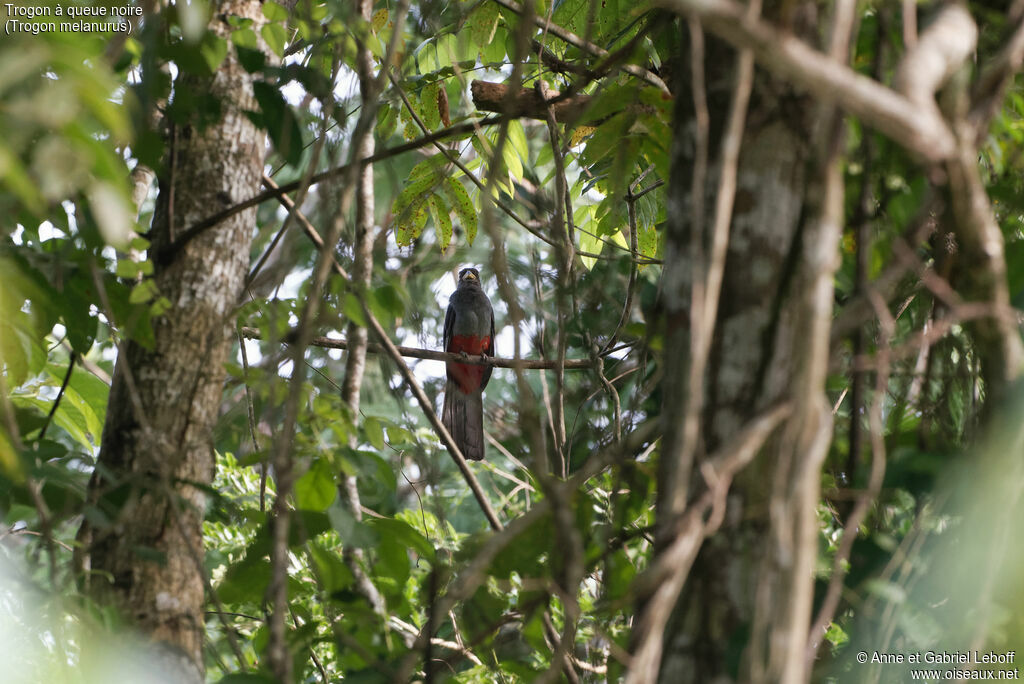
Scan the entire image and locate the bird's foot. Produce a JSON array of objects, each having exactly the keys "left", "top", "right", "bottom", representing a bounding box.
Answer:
[{"left": 459, "top": 350, "right": 470, "bottom": 360}]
